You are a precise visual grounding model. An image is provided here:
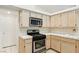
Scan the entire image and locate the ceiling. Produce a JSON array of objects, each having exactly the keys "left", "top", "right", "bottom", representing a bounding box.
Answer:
[
  {"left": 14, "top": 5, "right": 76, "bottom": 15},
  {"left": 36, "top": 5, "right": 76, "bottom": 13}
]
